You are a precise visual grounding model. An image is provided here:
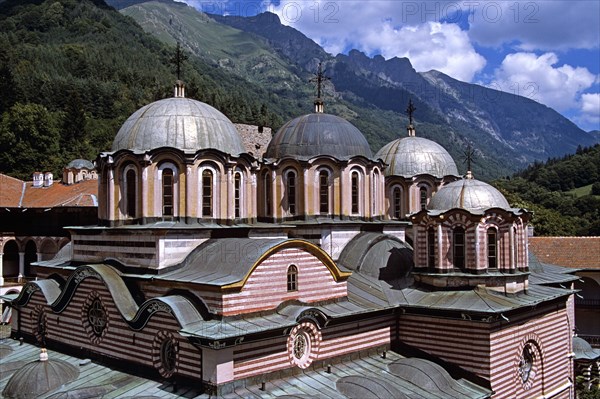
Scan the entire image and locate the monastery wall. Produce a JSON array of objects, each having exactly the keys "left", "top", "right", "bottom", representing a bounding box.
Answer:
[{"left": 15, "top": 278, "right": 202, "bottom": 380}]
